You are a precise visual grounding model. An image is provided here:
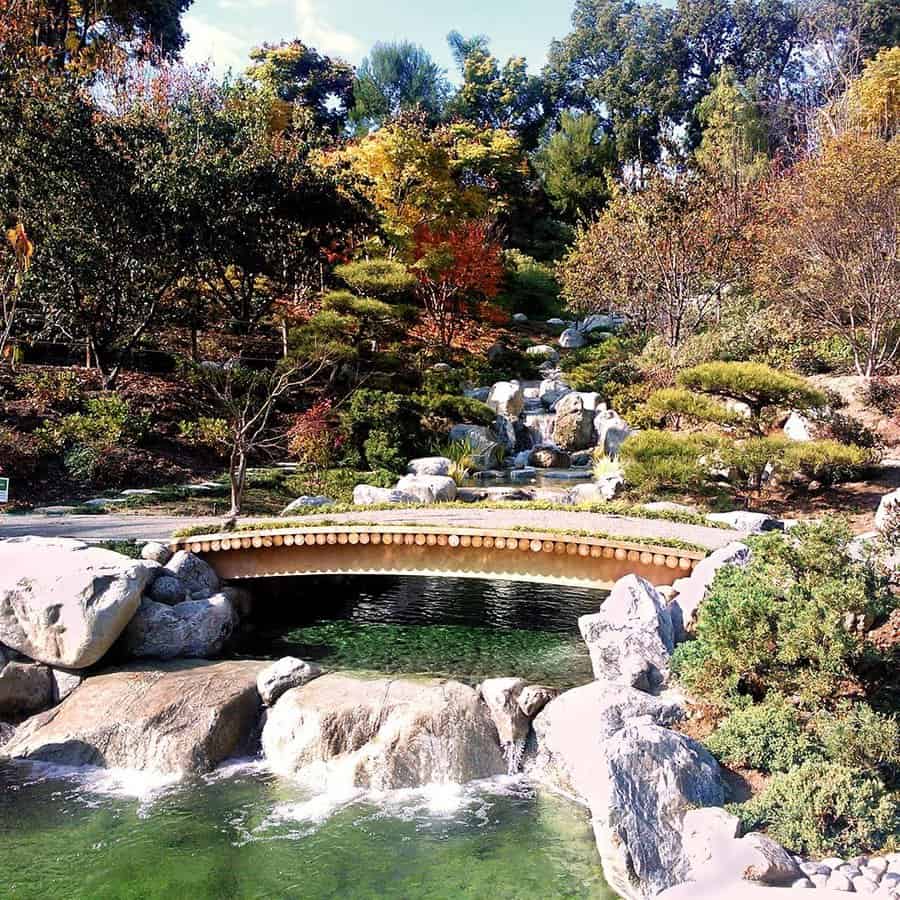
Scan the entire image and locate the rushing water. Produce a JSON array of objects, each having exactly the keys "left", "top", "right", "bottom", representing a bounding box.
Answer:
[
  {"left": 238, "top": 575, "right": 605, "bottom": 689},
  {"left": 1, "top": 577, "right": 614, "bottom": 898},
  {"left": 0, "top": 761, "right": 616, "bottom": 900}
]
